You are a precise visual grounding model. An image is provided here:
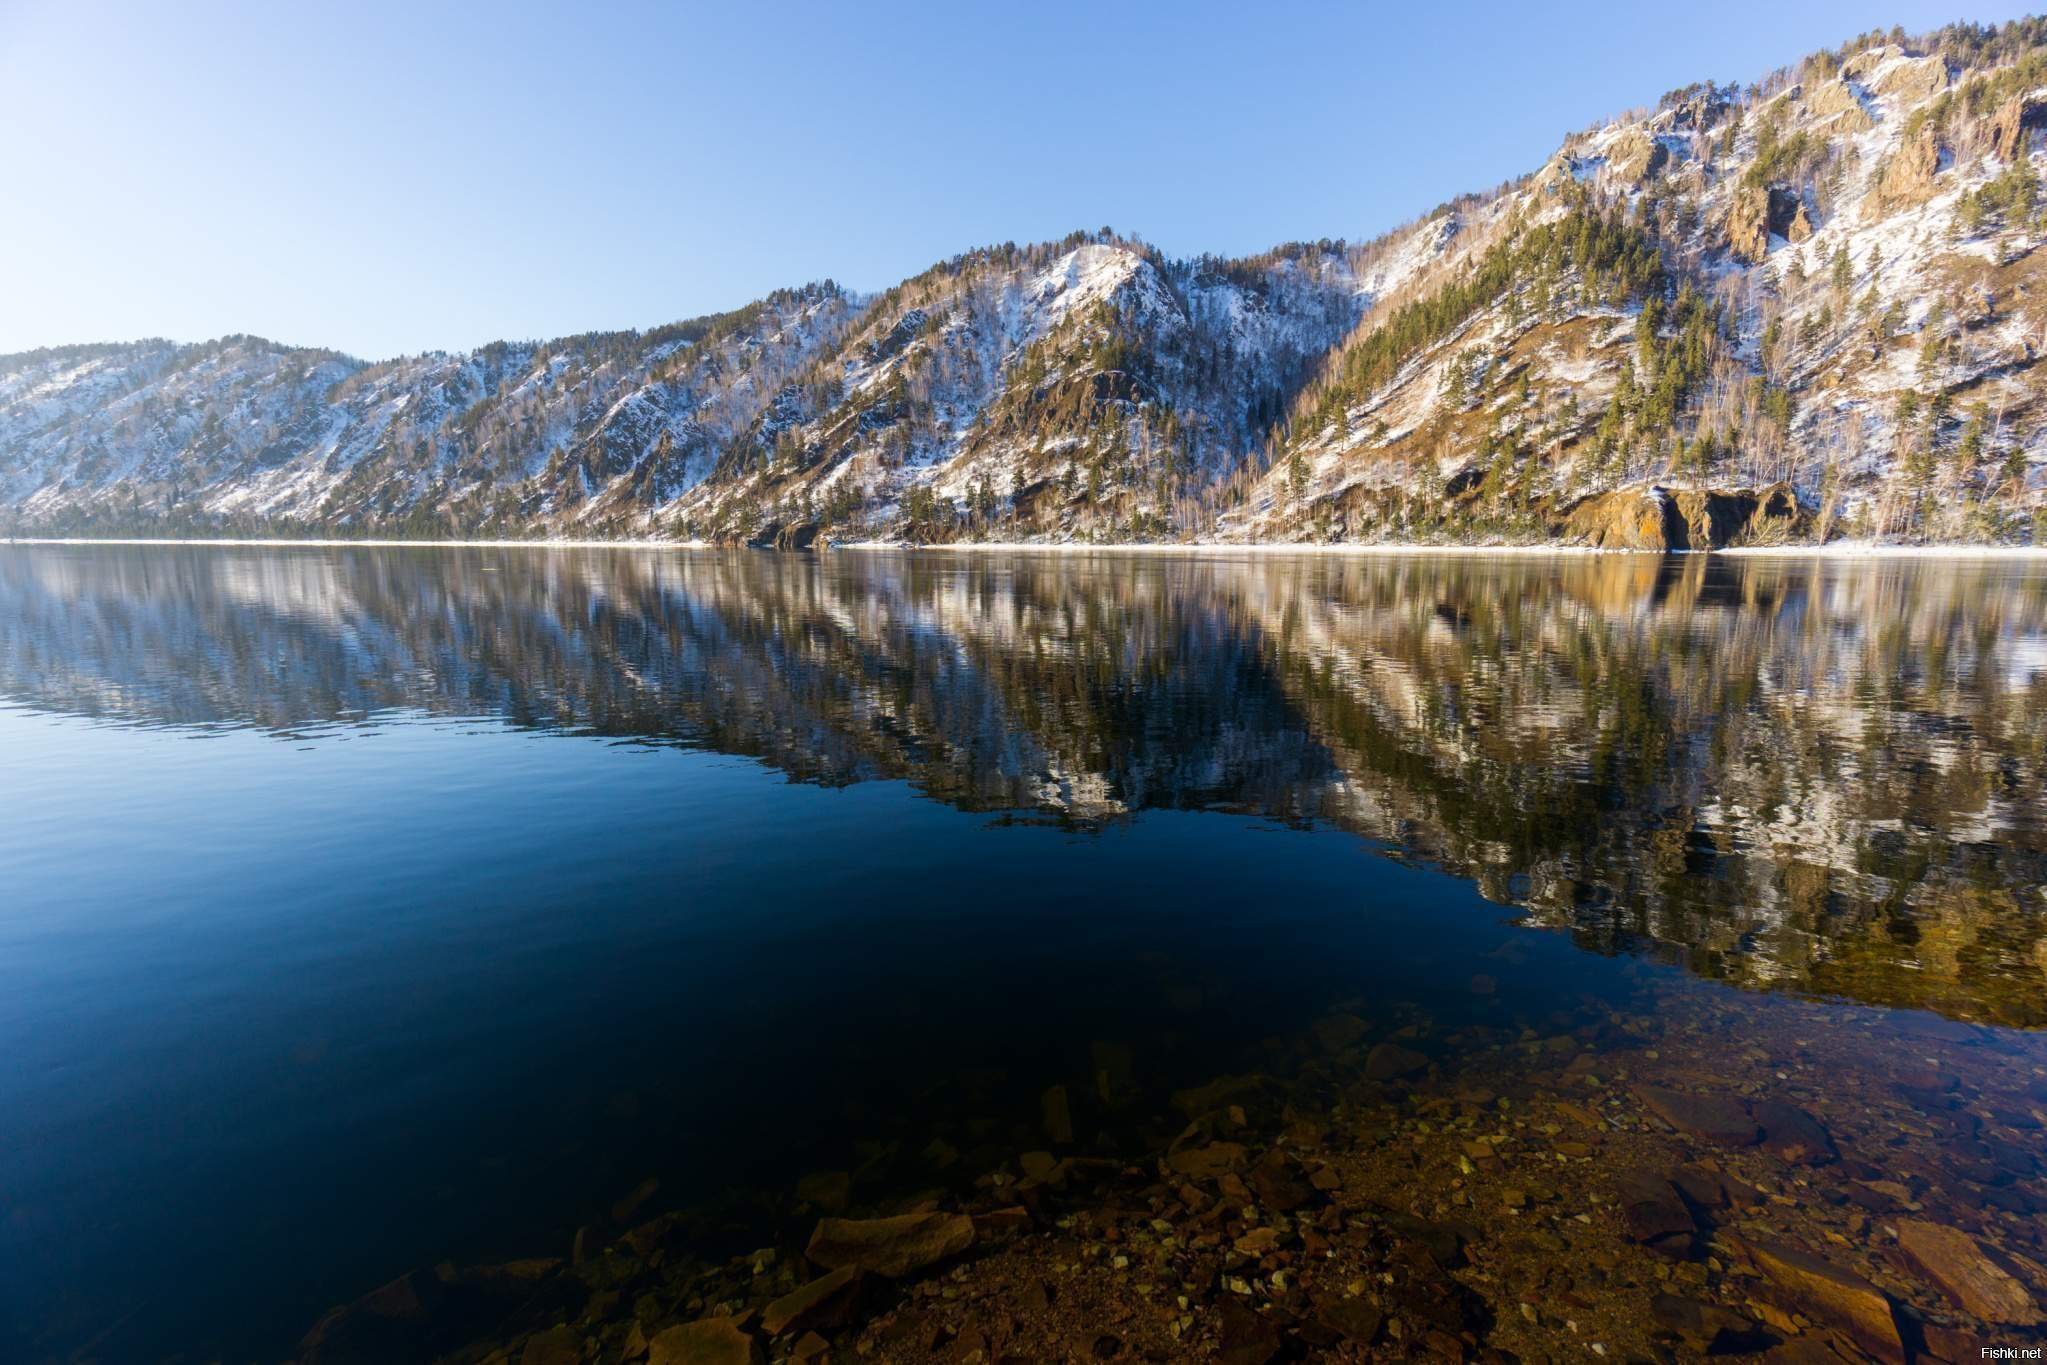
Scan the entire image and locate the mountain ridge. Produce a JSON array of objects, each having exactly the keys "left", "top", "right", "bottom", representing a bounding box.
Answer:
[{"left": 9, "top": 18, "right": 2047, "bottom": 548}]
